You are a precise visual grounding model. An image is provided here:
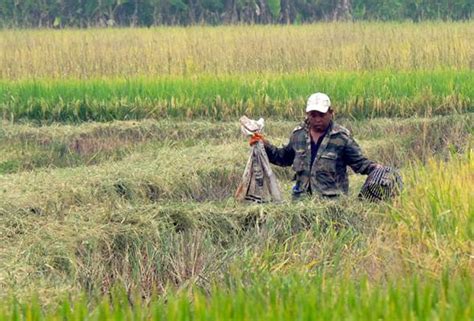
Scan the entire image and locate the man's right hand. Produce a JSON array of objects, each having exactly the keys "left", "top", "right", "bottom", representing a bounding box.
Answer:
[{"left": 249, "top": 133, "right": 265, "bottom": 146}]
